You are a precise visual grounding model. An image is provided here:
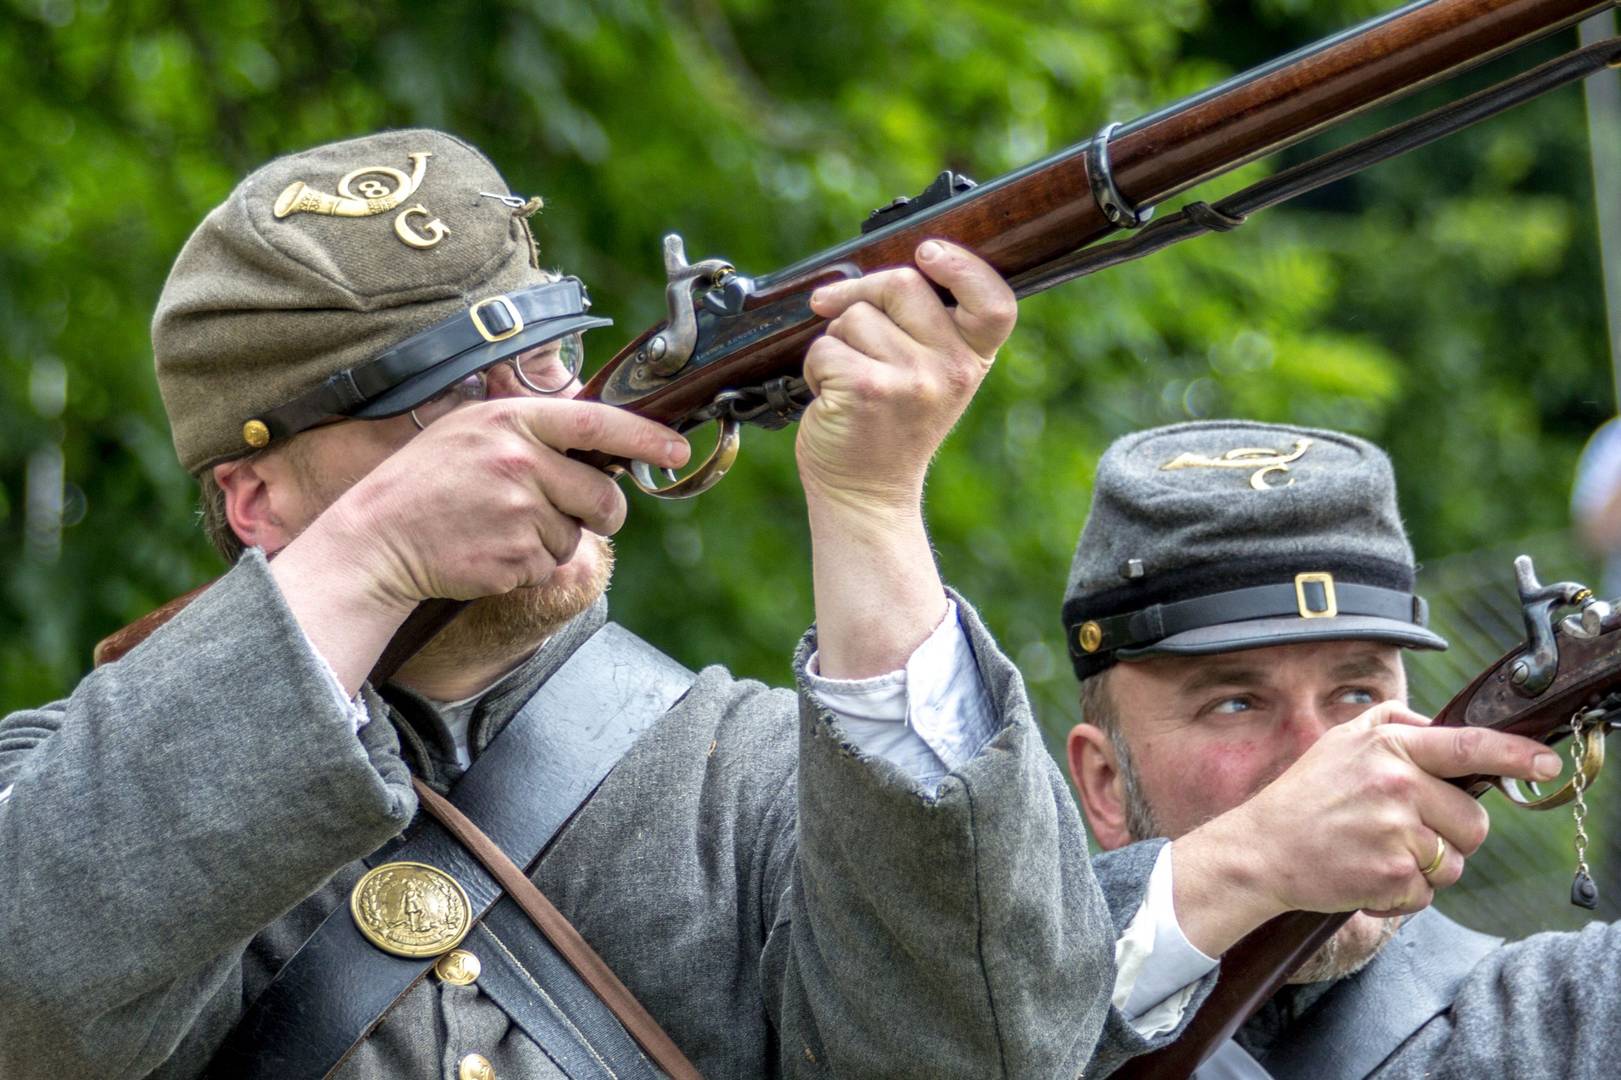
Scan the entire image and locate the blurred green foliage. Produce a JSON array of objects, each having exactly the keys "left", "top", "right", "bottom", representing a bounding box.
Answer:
[{"left": 0, "top": 0, "right": 1613, "bottom": 770}]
